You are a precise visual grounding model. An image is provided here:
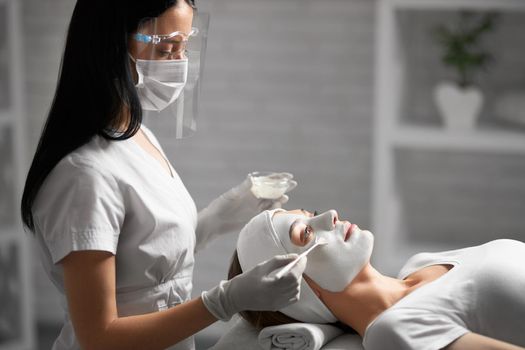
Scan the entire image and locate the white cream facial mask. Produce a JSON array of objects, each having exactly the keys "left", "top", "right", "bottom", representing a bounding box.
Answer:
[
  {"left": 272, "top": 210, "right": 374, "bottom": 292},
  {"left": 236, "top": 209, "right": 337, "bottom": 323}
]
